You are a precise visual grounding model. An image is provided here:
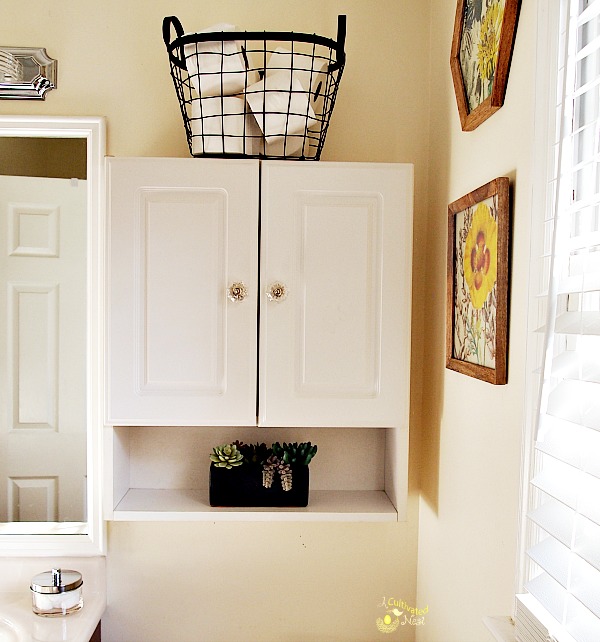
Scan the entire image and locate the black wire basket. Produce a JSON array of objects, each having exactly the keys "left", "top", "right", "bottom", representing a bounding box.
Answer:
[{"left": 162, "top": 15, "right": 346, "bottom": 160}]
